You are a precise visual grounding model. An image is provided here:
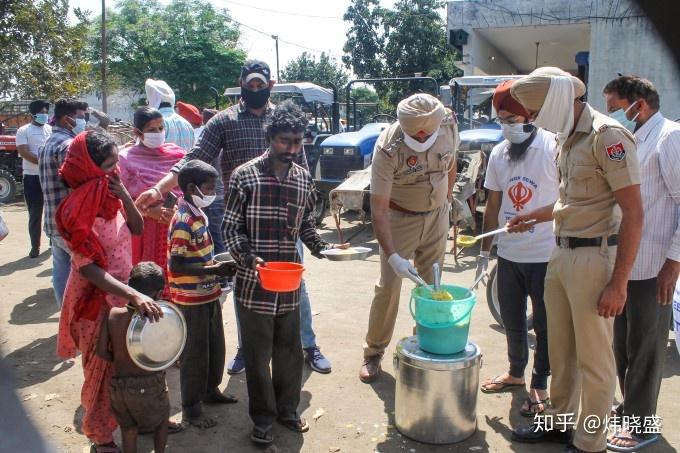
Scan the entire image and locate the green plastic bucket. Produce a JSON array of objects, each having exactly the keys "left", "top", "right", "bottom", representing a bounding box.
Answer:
[{"left": 409, "top": 284, "right": 476, "bottom": 355}]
